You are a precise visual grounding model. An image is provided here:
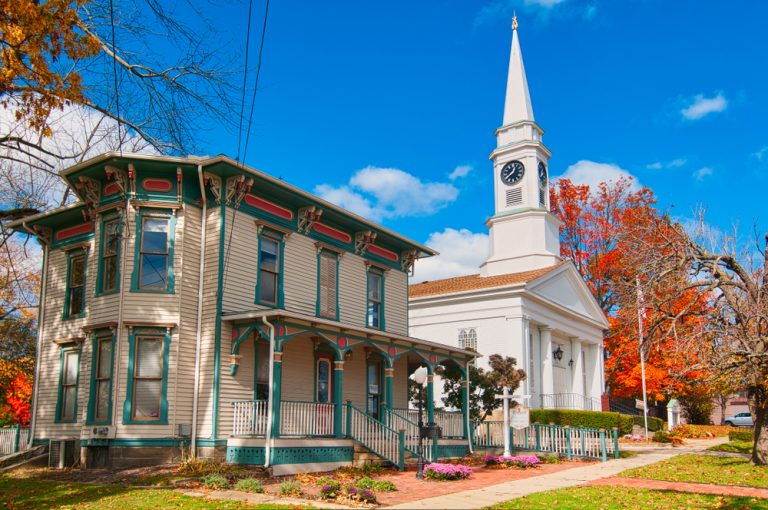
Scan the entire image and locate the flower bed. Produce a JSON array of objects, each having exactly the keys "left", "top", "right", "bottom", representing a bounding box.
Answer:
[
  {"left": 484, "top": 454, "right": 542, "bottom": 468},
  {"left": 423, "top": 463, "right": 473, "bottom": 481}
]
